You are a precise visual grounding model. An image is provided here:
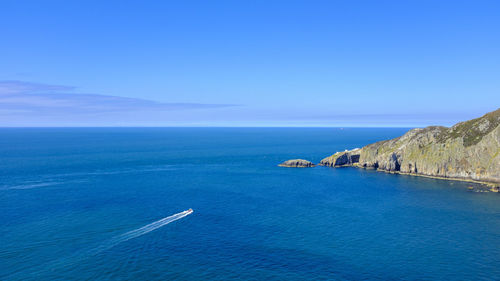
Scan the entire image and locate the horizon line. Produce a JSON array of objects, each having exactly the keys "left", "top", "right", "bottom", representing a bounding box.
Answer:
[{"left": 0, "top": 126, "right": 420, "bottom": 129}]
